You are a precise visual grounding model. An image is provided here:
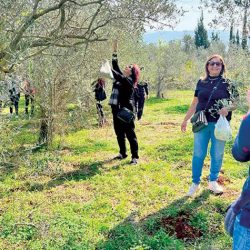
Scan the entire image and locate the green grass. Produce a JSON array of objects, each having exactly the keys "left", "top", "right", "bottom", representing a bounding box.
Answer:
[{"left": 0, "top": 90, "right": 247, "bottom": 249}]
